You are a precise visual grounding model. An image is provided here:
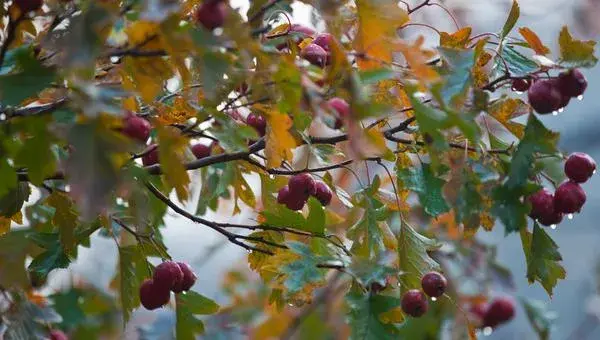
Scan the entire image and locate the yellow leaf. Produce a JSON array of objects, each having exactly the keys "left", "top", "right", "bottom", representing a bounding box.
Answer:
[
  {"left": 440, "top": 27, "right": 472, "bottom": 49},
  {"left": 379, "top": 307, "right": 405, "bottom": 324},
  {"left": 558, "top": 26, "right": 598, "bottom": 67},
  {"left": 0, "top": 217, "right": 10, "bottom": 236},
  {"left": 11, "top": 211, "right": 23, "bottom": 224},
  {"left": 298, "top": 37, "right": 314, "bottom": 50},
  {"left": 354, "top": 0, "right": 408, "bottom": 70},
  {"left": 519, "top": 27, "right": 550, "bottom": 55},
  {"left": 380, "top": 221, "right": 398, "bottom": 251},
  {"left": 397, "top": 37, "right": 439, "bottom": 84},
  {"left": 156, "top": 97, "right": 196, "bottom": 125},
  {"left": 232, "top": 165, "right": 256, "bottom": 214},
  {"left": 251, "top": 309, "right": 291, "bottom": 339},
  {"left": 472, "top": 38, "right": 491, "bottom": 87},
  {"left": 265, "top": 23, "right": 291, "bottom": 39},
  {"left": 156, "top": 126, "right": 191, "bottom": 202},
  {"left": 263, "top": 111, "right": 297, "bottom": 168},
  {"left": 489, "top": 98, "right": 530, "bottom": 138}
]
